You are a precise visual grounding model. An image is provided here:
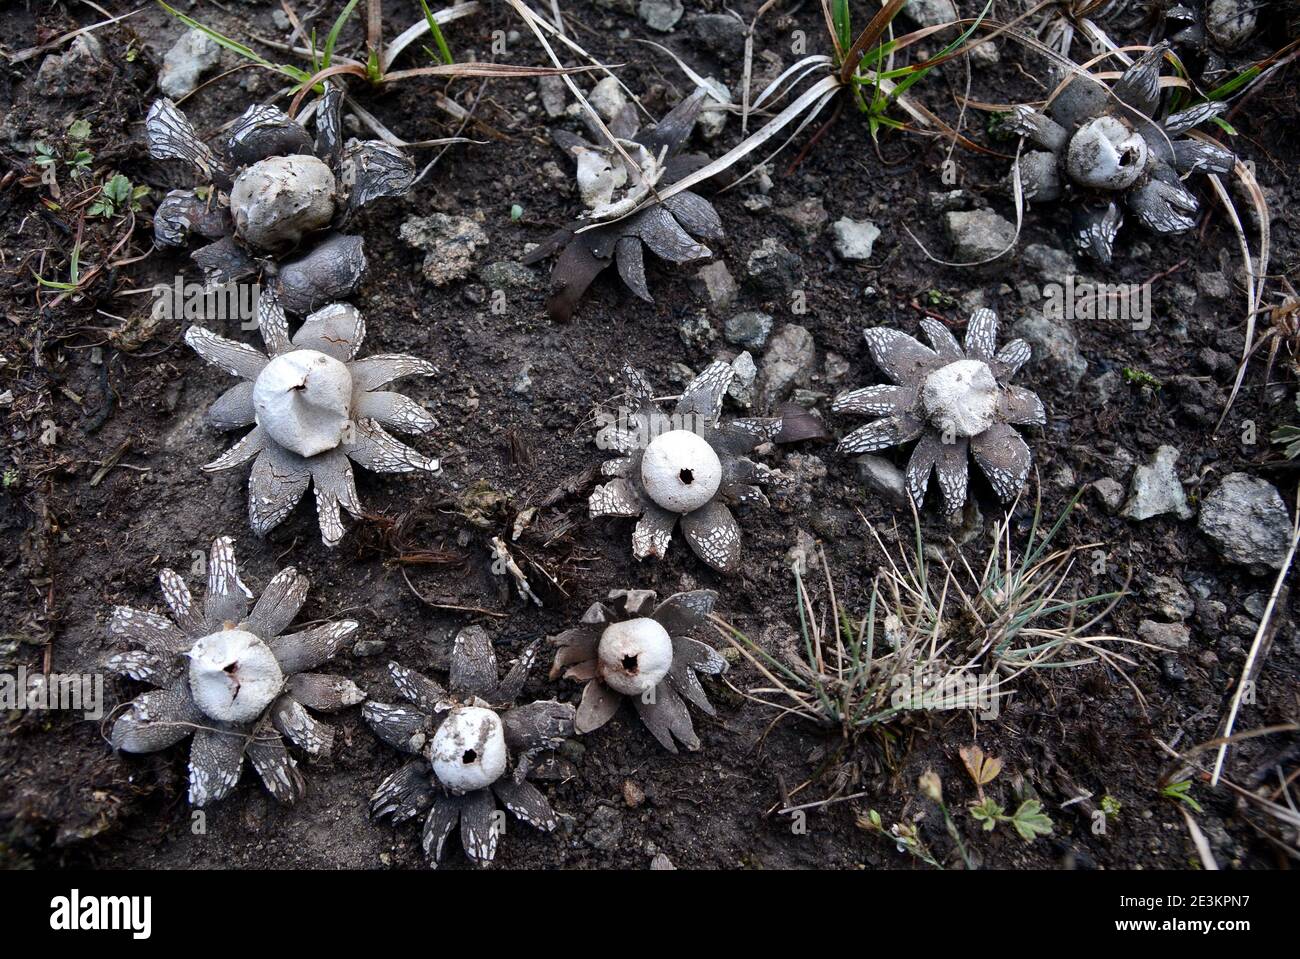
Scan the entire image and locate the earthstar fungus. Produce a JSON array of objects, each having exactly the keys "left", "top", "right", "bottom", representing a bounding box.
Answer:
[
  {"left": 551, "top": 589, "right": 727, "bottom": 753},
  {"left": 590, "top": 361, "right": 782, "bottom": 574},
  {"left": 523, "top": 88, "right": 722, "bottom": 321},
  {"left": 363, "top": 627, "right": 575, "bottom": 867},
  {"left": 186, "top": 289, "right": 439, "bottom": 547},
  {"left": 107, "top": 536, "right": 362, "bottom": 807},
  {"left": 147, "top": 87, "right": 413, "bottom": 312},
  {"left": 833, "top": 310, "right": 1046, "bottom": 514},
  {"left": 1006, "top": 43, "right": 1235, "bottom": 262}
]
